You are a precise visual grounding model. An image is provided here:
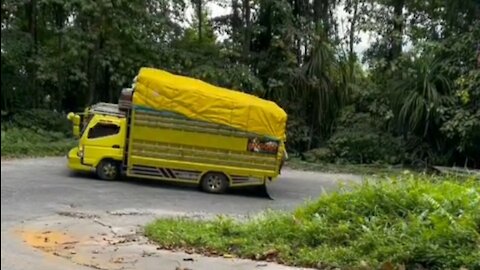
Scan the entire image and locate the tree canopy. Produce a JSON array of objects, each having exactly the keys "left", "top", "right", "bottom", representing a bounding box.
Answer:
[{"left": 2, "top": 0, "right": 479, "bottom": 167}]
